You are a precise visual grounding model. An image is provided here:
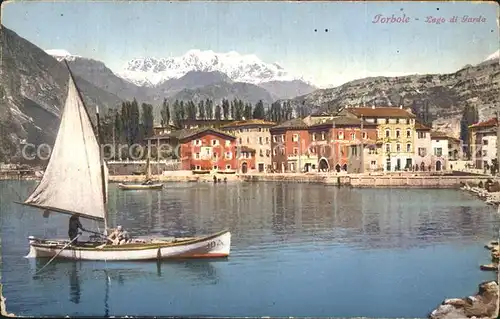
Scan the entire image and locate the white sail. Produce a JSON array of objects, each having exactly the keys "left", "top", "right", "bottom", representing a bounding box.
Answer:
[{"left": 23, "top": 76, "right": 107, "bottom": 221}]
